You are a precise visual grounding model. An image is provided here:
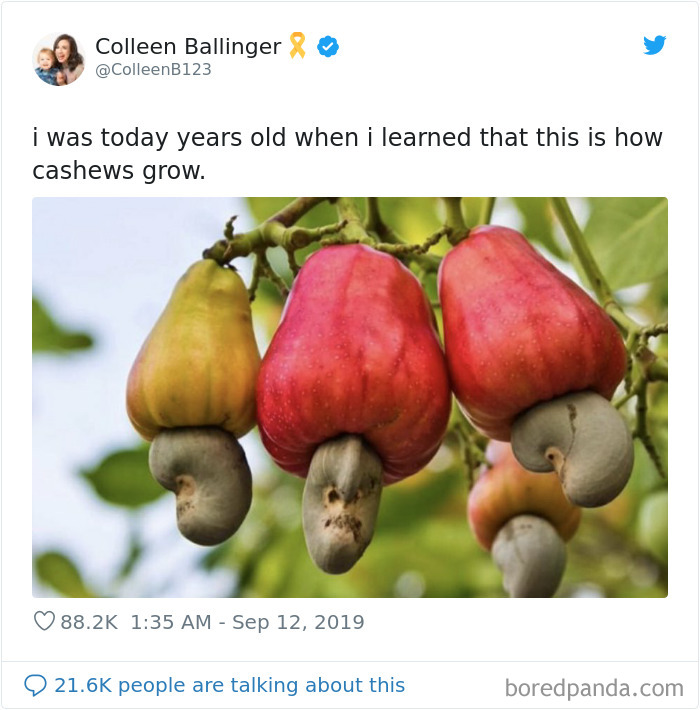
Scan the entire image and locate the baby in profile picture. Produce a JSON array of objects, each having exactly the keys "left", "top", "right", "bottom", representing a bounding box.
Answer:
[{"left": 35, "top": 48, "right": 65, "bottom": 86}]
